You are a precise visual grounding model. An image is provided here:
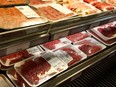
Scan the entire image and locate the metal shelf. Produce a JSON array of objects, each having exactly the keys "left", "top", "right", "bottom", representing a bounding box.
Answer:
[{"left": 39, "top": 45, "right": 116, "bottom": 87}]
